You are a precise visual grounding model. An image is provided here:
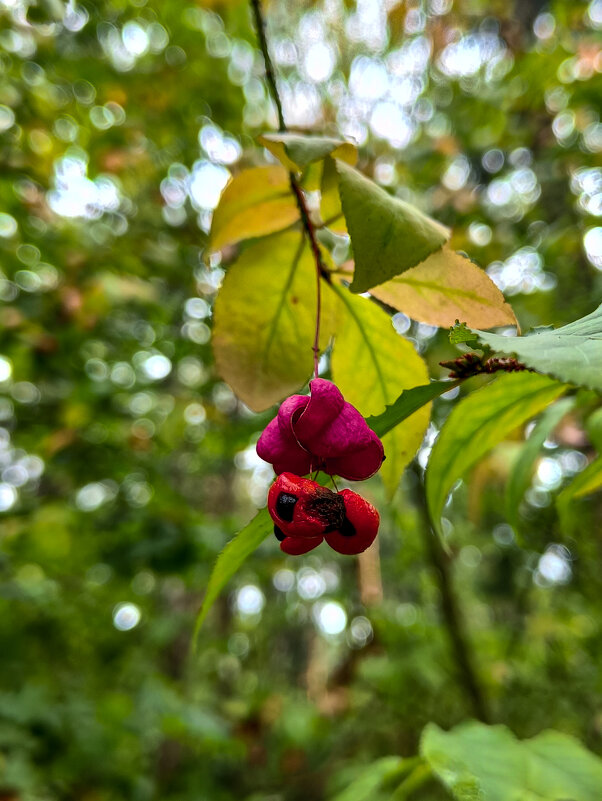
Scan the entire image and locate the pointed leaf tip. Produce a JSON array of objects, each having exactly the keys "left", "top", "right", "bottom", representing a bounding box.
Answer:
[
  {"left": 335, "top": 160, "right": 450, "bottom": 294},
  {"left": 258, "top": 133, "right": 357, "bottom": 172}
]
